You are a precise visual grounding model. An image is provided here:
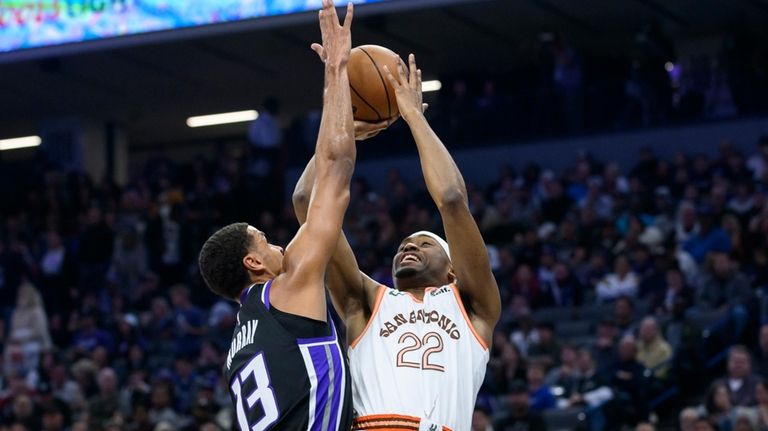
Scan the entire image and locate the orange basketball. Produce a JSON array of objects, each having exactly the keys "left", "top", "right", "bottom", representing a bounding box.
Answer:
[{"left": 348, "top": 45, "right": 402, "bottom": 122}]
